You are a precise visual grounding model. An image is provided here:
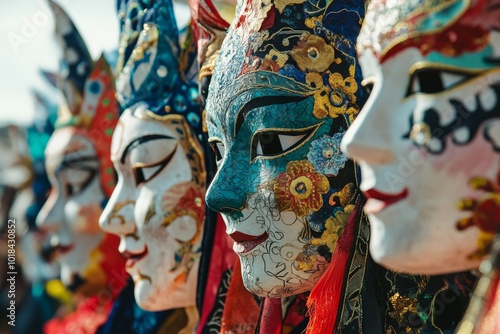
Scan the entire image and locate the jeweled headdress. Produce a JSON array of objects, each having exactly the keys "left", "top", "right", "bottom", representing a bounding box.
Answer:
[{"left": 115, "top": 0, "right": 203, "bottom": 140}]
